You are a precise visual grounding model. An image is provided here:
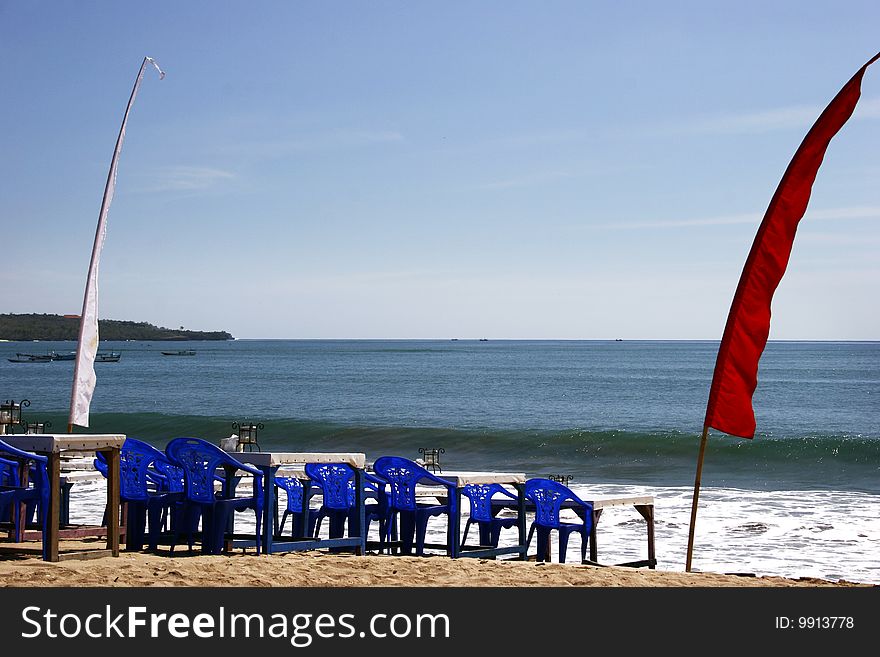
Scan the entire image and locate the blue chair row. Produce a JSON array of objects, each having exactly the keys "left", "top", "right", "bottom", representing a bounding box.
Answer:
[
  {"left": 273, "top": 465, "right": 393, "bottom": 553},
  {"left": 90, "top": 445, "right": 592, "bottom": 562},
  {"left": 275, "top": 457, "right": 582, "bottom": 561},
  {"left": 93, "top": 437, "right": 263, "bottom": 555},
  {"left": 363, "top": 458, "right": 589, "bottom": 562}
]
